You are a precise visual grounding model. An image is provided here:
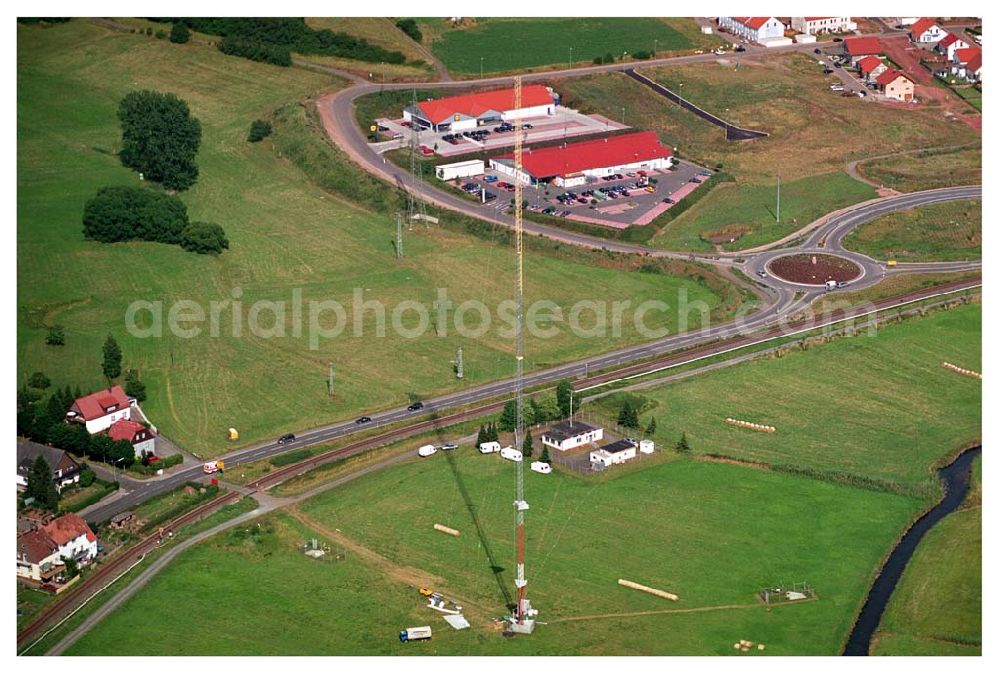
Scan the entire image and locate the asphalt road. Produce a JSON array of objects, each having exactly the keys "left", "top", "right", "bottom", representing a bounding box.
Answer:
[{"left": 81, "top": 31, "right": 980, "bottom": 523}]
